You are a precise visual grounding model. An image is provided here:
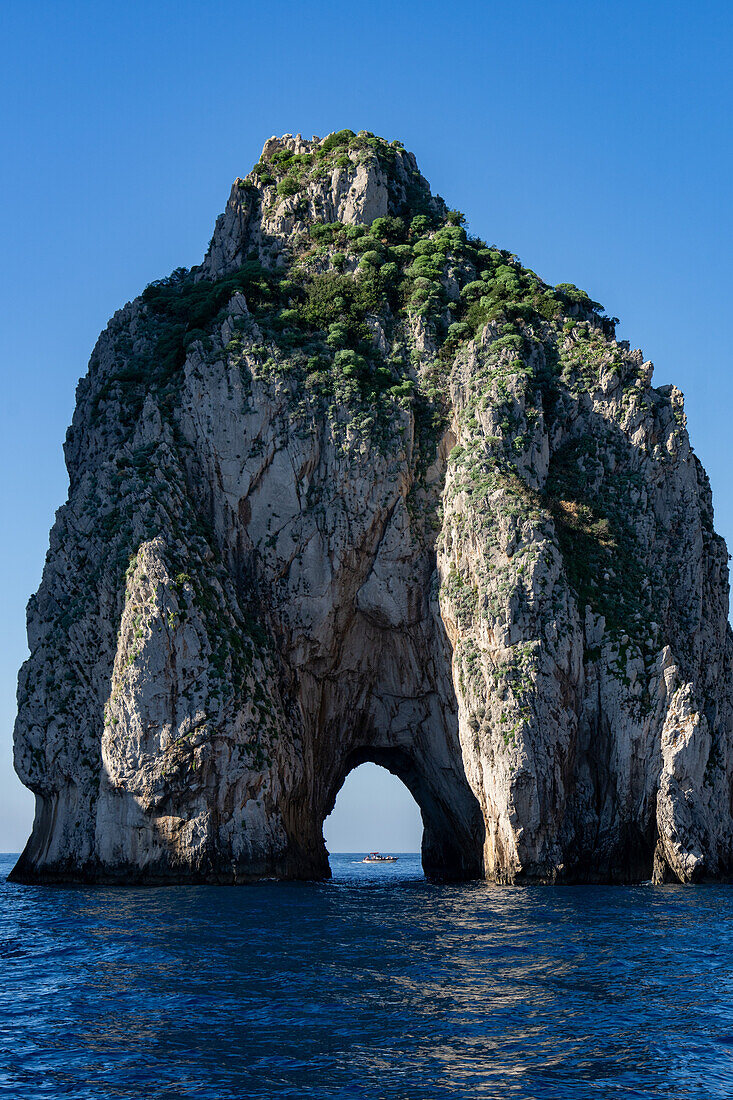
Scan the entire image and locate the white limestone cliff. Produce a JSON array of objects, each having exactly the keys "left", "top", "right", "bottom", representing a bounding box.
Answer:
[{"left": 11, "top": 131, "right": 733, "bottom": 884}]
